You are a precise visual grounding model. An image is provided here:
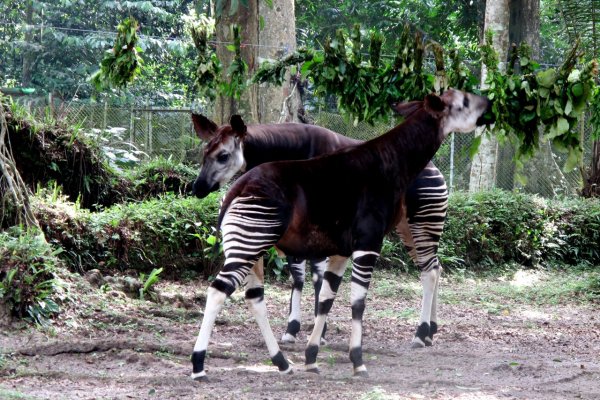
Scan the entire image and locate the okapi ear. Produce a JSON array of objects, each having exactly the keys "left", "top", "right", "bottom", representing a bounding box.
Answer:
[
  {"left": 391, "top": 101, "right": 423, "bottom": 118},
  {"left": 229, "top": 114, "right": 247, "bottom": 138},
  {"left": 191, "top": 113, "right": 218, "bottom": 141},
  {"left": 423, "top": 93, "right": 446, "bottom": 117}
]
